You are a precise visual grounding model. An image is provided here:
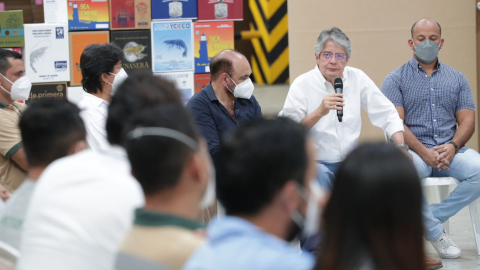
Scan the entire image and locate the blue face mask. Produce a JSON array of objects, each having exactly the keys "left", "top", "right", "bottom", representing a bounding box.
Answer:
[{"left": 413, "top": 40, "right": 440, "bottom": 64}]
